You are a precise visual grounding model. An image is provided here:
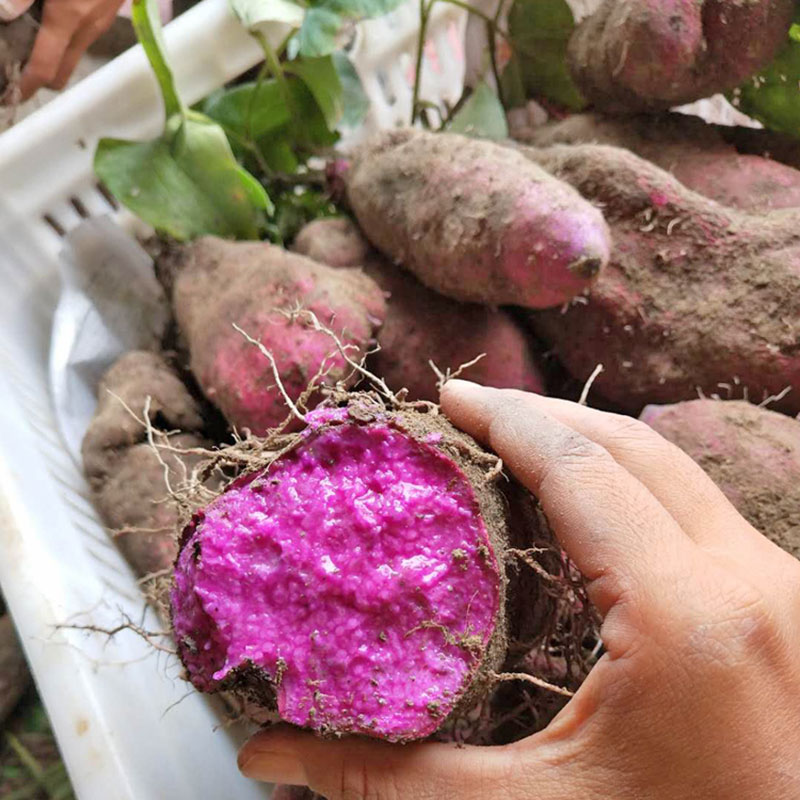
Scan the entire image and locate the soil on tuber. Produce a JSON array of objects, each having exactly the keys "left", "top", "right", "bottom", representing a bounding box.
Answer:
[
  {"left": 518, "top": 142, "right": 800, "bottom": 415},
  {"left": 293, "top": 217, "right": 547, "bottom": 401},
  {"left": 341, "top": 128, "right": 611, "bottom": 309},
  {"left": 82, "top": 351, "right": 211, "bottom": 588},
  {"left": 568, "top": 0, "right": 795, "bottom": 112},
  {"left": 165, "top": 237, "right": 386, "bottom": 435},
  {"left": 641, "top": 399, "right": 800, "bottom": 561},
  {"left": 516, "top": 112, "right": 800, "bottom": 213}
]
